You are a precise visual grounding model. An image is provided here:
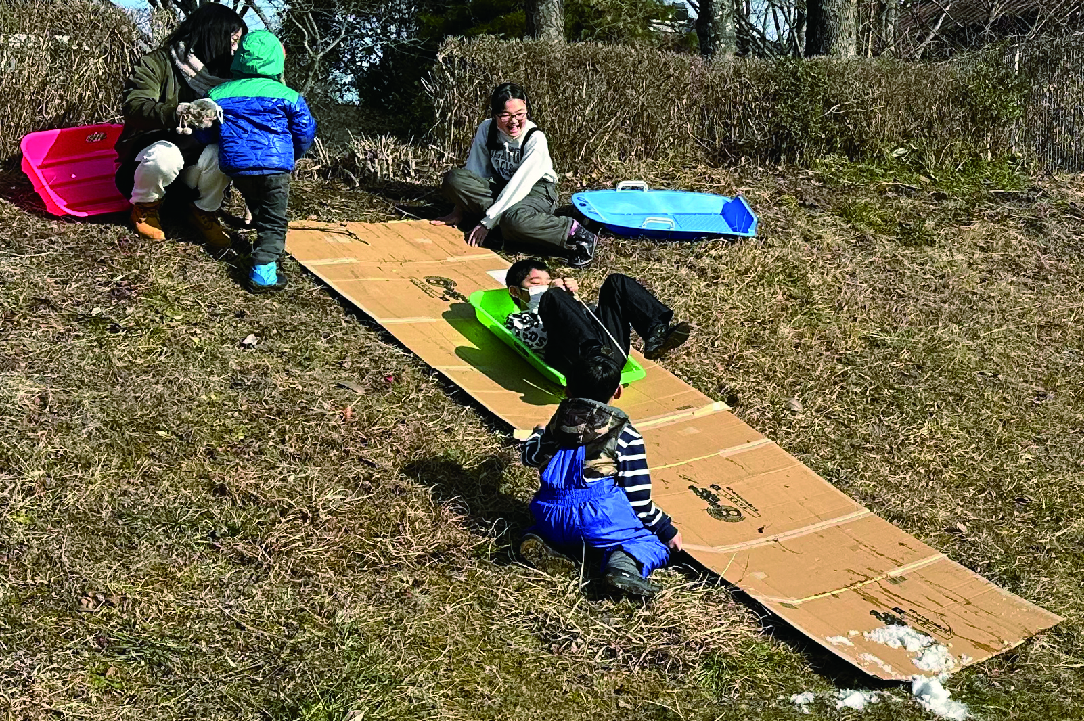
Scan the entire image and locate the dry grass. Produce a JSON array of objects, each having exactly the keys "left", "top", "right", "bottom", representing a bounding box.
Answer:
[
  {"left": 1, "top": 145, "right": 1083, "bottom": 718},
  {"left": 296, "top": 134, "right": 452, "bottom": 191},
  {"left": 0, "top": 0, "right": 141, "bottom": 162}
]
